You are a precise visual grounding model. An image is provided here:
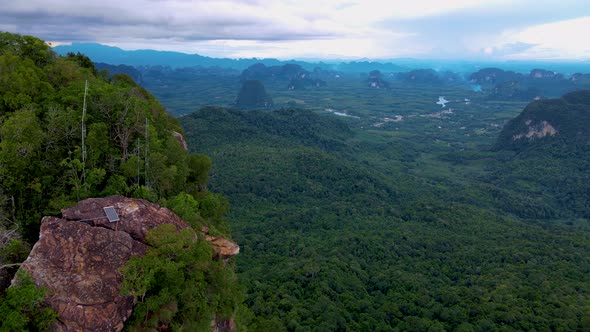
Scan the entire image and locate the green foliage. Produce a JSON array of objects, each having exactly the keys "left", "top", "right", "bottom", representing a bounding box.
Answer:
[
  {"left": 0, "top": 32, "right": 218, "bottom": 241},
  {"left": 0, "top": 270, "right": 57, "bottom": 331},
  {"left": 0, "top": 108, "right": 45, "bottom": 172},
  {"left": 120, "top": 224, "right": 240, "bottom": 331},
  {"left": 131, "top": 185, "right": 158, "bottom": 202},
  {"left": 167, "top": 192, "right": 202, "bottom": 228},
  {"left": 65, "top": 52, "right": 97, "bottom": 76},
  {"left": 0, "top": 238, "right": 30, "bottom": 265},
  {"left": 493, "top": 91, "right": 590, "bottom": 218},
  {"left": 166, "top": 191, "right": 230, "bottom": 235},
  {"left": 0, "top": 32, "right": 55, "bottom": 67},
  {"left": 187, "top": 153, "right": 212, "bottom": 191},
  {"left": 199, "top": 193, "right": 230, "bottom": 220},
  {"left": 0, "top": 32, "right": 242, "bottom": 329}
]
